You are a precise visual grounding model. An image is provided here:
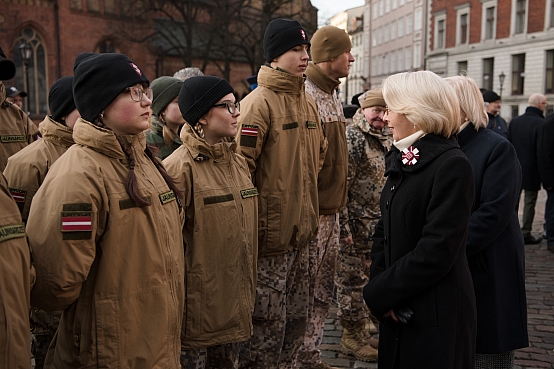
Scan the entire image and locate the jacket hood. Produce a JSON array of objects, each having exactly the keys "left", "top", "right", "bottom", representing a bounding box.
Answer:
[
  {"left": 39, "top": 116, "right": 75, "bottom": 148},
  {"left": 72, "top": 118, "right": 145, "bottom": 159},
  {"left": 180, "top": 123, "right": 236, "bottom": 161},
  {"left": 257, "top": 65, "right": 305, "bottom": 95},
  {"left": 149, "top": 115, "right": 165, "bottom": 135},
  {"left": 305, "top": 62, "right": 340, "bottom": 95}
]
